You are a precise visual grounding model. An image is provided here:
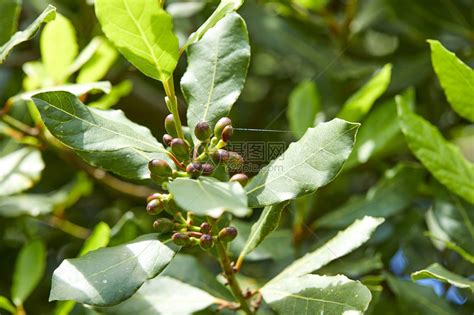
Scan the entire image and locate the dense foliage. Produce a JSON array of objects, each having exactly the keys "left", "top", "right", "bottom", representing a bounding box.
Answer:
[{"left": 0, "top": 0, "right": 473, "bottom": 314}]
